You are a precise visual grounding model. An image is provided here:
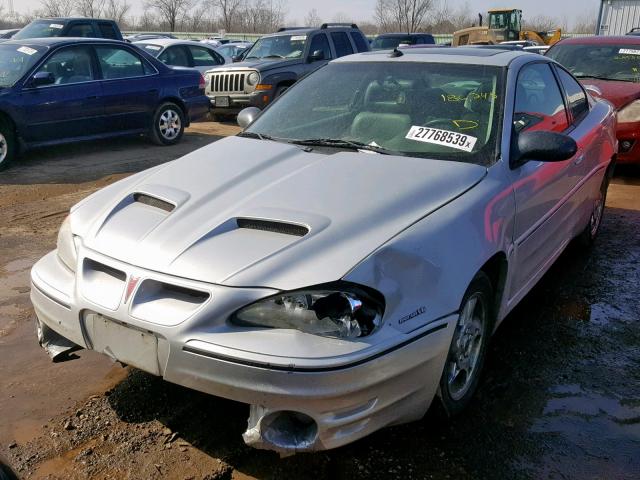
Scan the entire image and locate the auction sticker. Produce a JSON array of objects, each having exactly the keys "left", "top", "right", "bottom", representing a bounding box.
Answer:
[
  {"left": 49, "top": 23, "right": 64, "bottom": 29},
  {"left": 619, "top": 48, "right": 640, "bottom": 56},
  {"left": 17, "top": 46, "right": 37, "bottom": 56},
  {"left": 291, "top": 35, "right": 307, "bottom": 41},
  {"left": 406, "top": 126, "right": 477, "bottom": 152}
]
